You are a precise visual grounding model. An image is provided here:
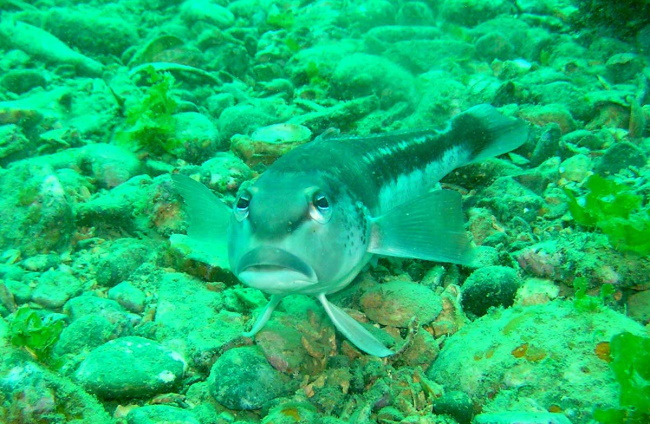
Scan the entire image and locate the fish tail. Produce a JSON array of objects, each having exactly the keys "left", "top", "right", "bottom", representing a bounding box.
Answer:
[{"left": 450, "top": 104, "right": 529, "bottom": 163}]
